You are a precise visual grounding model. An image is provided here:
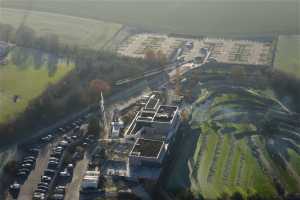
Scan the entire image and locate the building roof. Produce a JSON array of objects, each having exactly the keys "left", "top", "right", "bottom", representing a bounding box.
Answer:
[
  {"left": 144, "top": 92, "right": 161, "bottom": 110},
  {"left": 130, "top": 138, "right": 164, "bottom": 158},
  {"left": 153, "top": 105, "right": 177, "bottom": 123}
]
